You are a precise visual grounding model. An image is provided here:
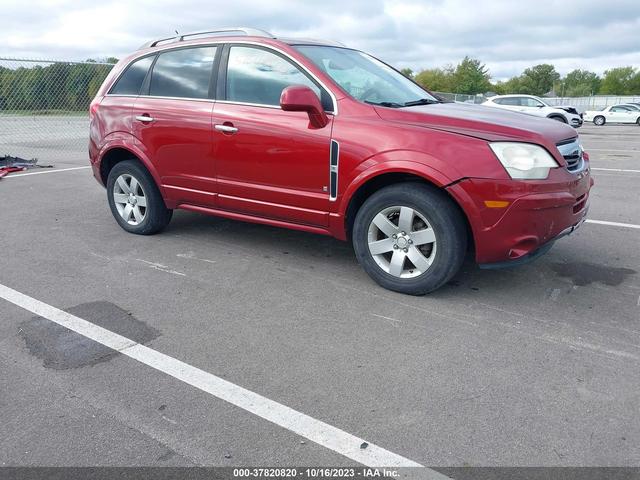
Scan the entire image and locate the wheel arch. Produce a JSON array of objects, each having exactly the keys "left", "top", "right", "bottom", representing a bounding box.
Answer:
[
  {"left": 341, "top": 167, "right": 474, "bottom": 253},
  {"left": 547, "top": 113, "right": 567, "bottom": 123},
  {"left": 98, "top": 141, "right": 161, "bottom": 190}
]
